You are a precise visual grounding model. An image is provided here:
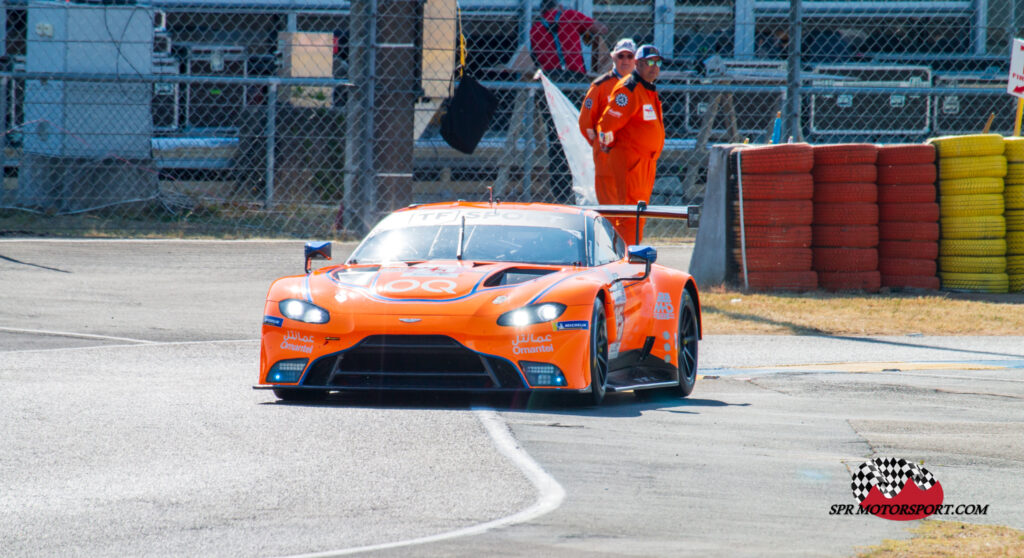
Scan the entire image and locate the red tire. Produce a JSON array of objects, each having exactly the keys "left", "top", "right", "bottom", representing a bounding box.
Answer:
[
  {"left": 878, "top": 241, "right": 938, "bottom": 260},
  {"left": 876, "top": 164, "right": 937, "bottom": 185},
  {"left": 738, "top": 173, "right": 814, "bottom": 200},
  {"left": 880, "top": 274, "right": 940, "bottom": 290},
  {"left": 813, "top": 203, "right": 879, "bottom": 226},
  {"left": 813, "top": 182, "right": 877, "bottom": 203},
  {"left": 878, "top": 184, "right": 936, "bottom": 204},
  {"left": 813, "top": 164, "right": 878, "bottom": 184},
  {"left": 813, "top": 143, "right": 878, "bottom": 165},
  {"left": 733, "top": 200, "right": 813, "bottom": 226},
  {"left": 877, "top": 144, "right": 936, "bottom": 165},
  {"left": 812, "top": 225, "right": 879, "bottom": 248},
  {"left": 734, "top": 225, "right": 812, "bottom": 248},
  {"left": 878, "top": 202, "right": 940, "bottom": 223},
  {"left": 813, "top": 247, "right": 879, "bottom": 272},
  {"left": 879, "top": 257, "right": 937, "bottom": 276},
  {"left": 818, "top": 271, "right": 881, "bottom": 292},
  {"left": 733, "top": 248, "right": 813, "bottom": 272},
  {"left": 739, "top": 144, "right": 814, "bottom": 174},
  {"left": 744, "top": 271, "right": 818, "bottom": 292},
  {"left": 879, "top": 221, "right": 940, "bottom": 241}
]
